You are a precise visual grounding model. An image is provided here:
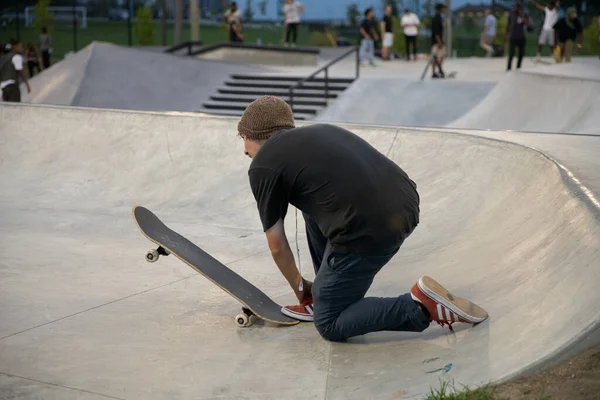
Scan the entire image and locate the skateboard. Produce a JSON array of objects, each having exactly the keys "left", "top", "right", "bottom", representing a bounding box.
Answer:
[
  {"left": 532, "top": 57, "right": 553, "bottom": 65},
  {"left": 132, "top": 205, "right": 300, "bottom": 327}
]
